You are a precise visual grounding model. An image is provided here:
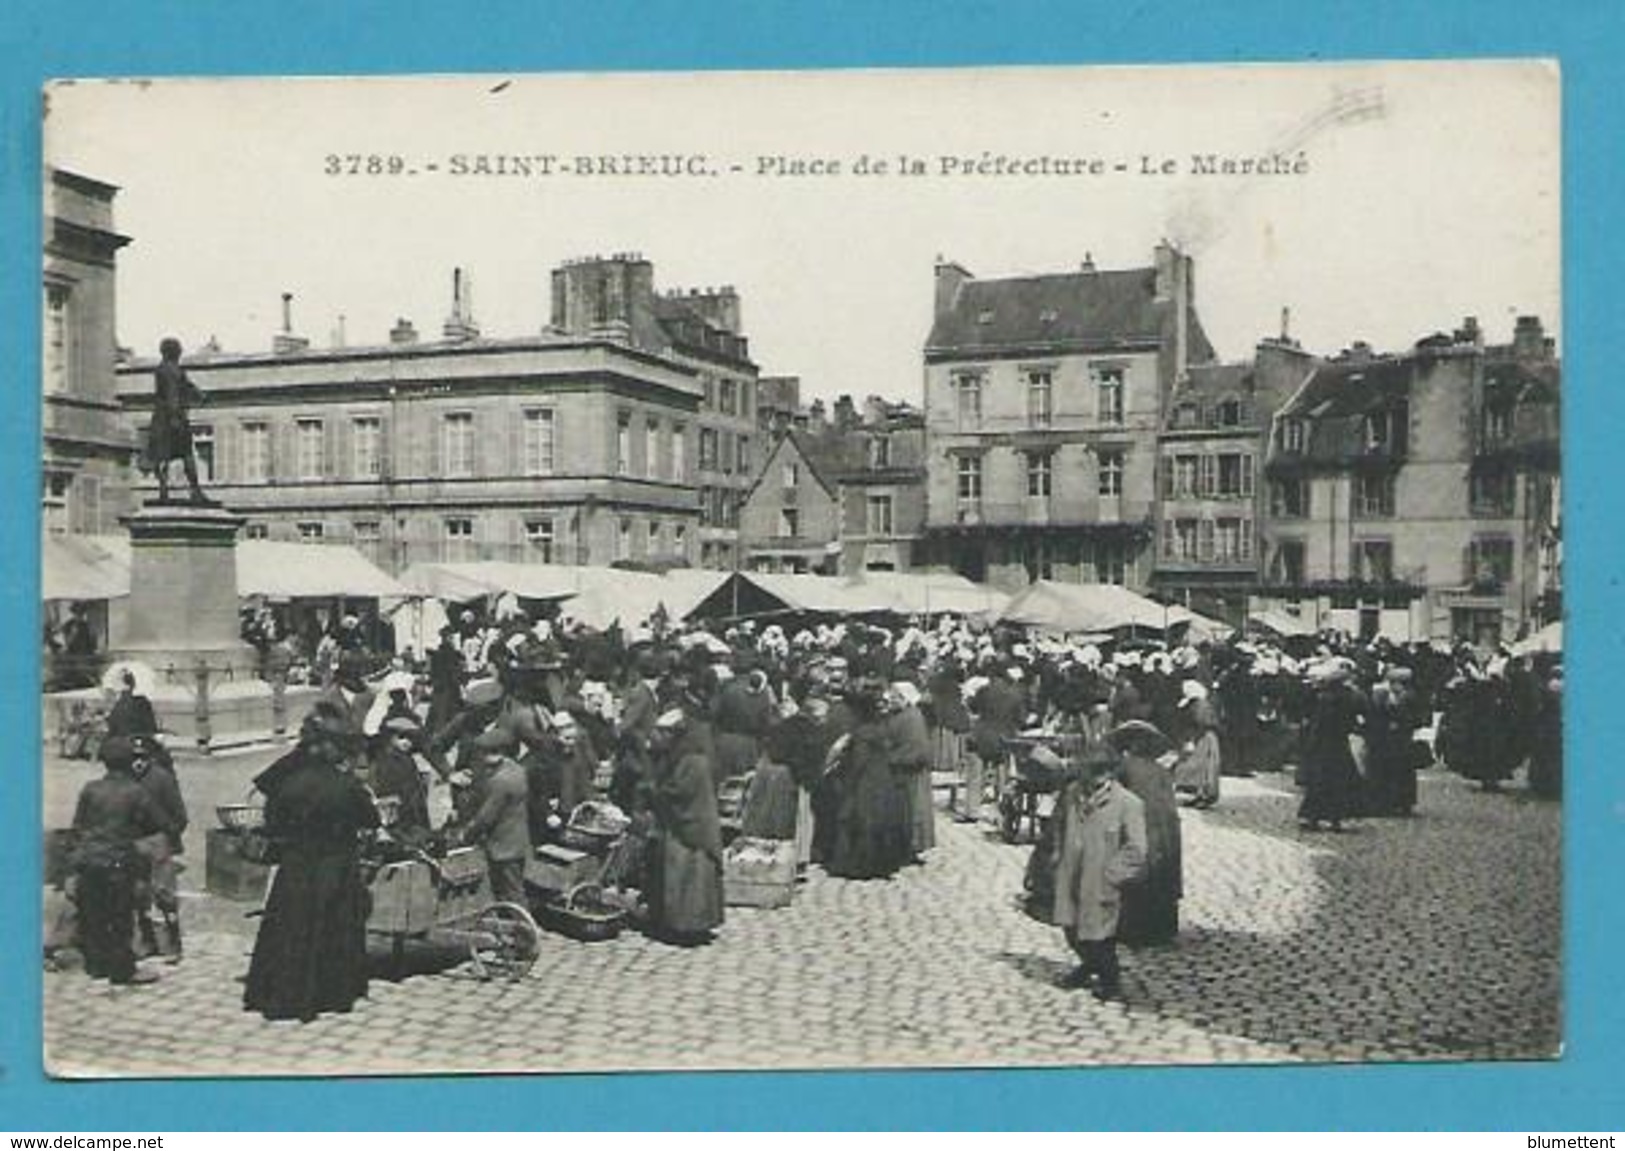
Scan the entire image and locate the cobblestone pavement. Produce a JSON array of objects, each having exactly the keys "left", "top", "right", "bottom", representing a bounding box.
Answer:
[{"left": 42, "top": 751, "right": 1560, "bottom": 1077}]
